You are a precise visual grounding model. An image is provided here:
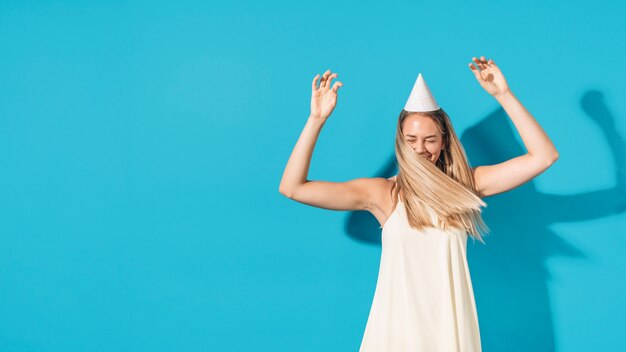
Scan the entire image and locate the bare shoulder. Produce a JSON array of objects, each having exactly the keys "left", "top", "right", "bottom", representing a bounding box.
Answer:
[
  {"left": 365, "top": 175, "right": 400, "bottom": 227},
  {"left": 347, "top": 176, "right": 396, "bottom": 211},
  {"left": 352, "top": 177, "right": 393, "bottom": 208},
  {"left": 383, "top": 175, "right": 400, "bottom": 205},
  {"left": 372, "top": 176, "right": 396, "bottom": 199}
]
